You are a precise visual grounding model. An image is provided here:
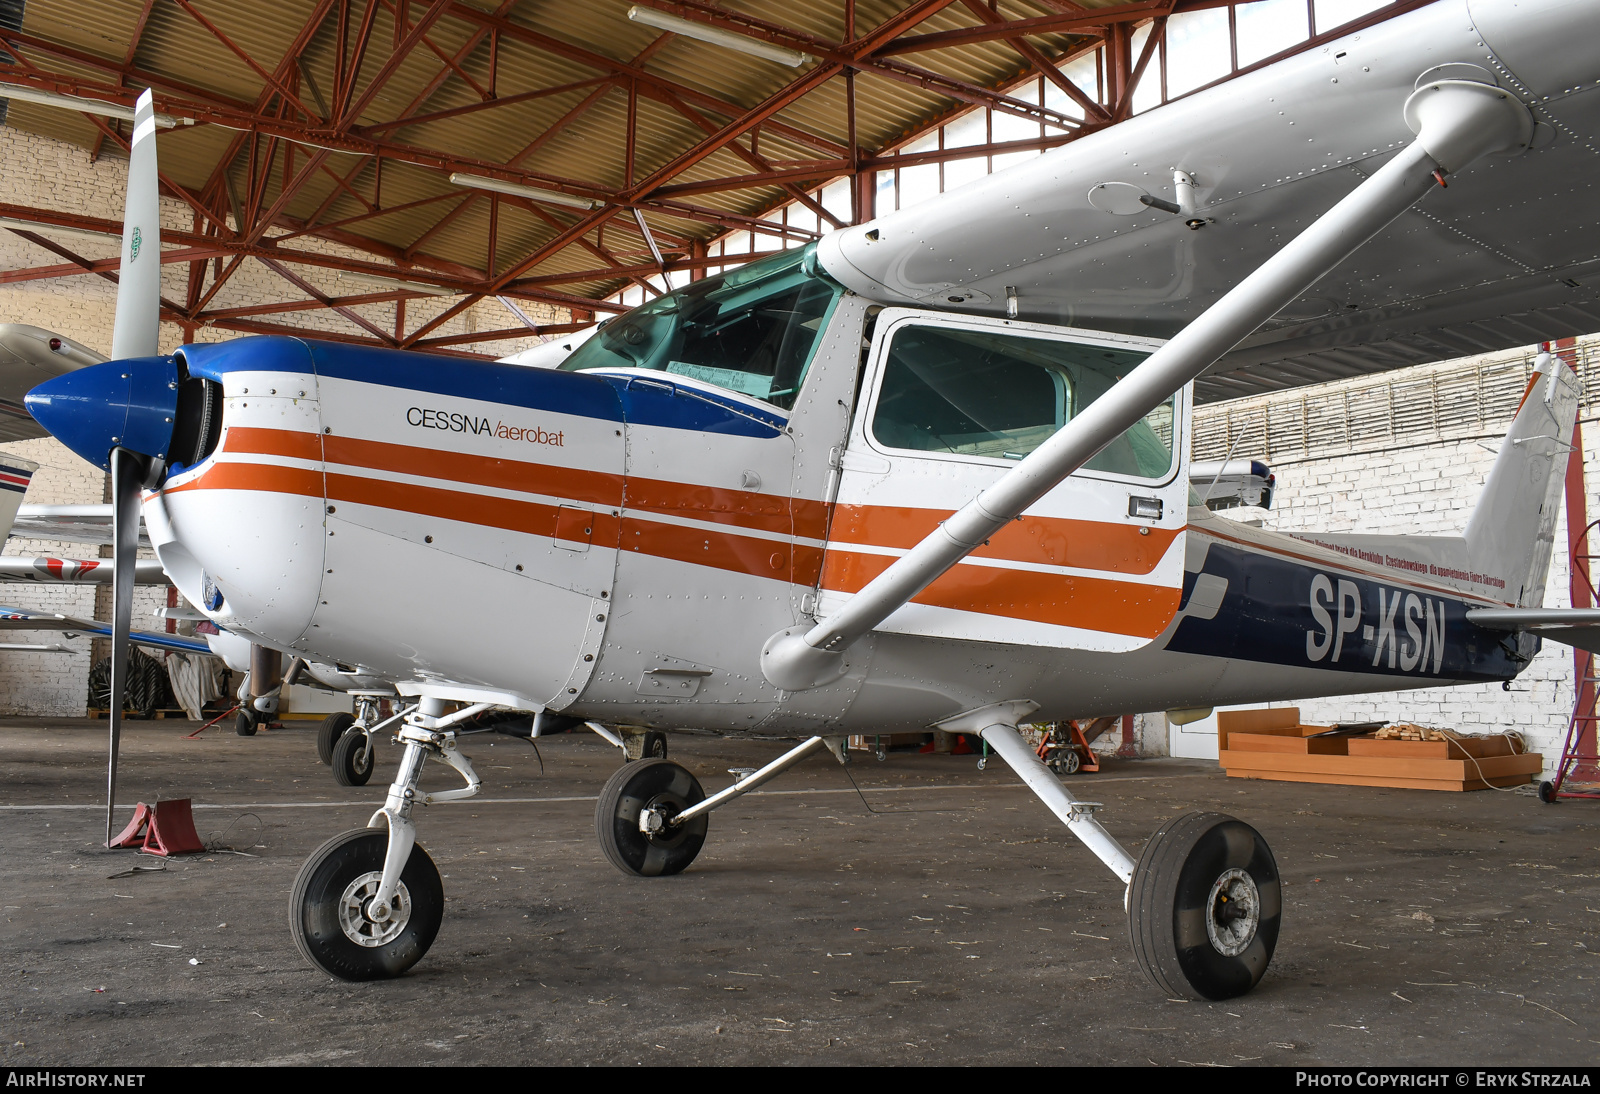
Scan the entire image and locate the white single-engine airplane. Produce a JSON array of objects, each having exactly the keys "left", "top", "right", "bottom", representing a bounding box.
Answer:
[{"left": 22, "top": 0, "right": 1600, "bottom": 999}]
